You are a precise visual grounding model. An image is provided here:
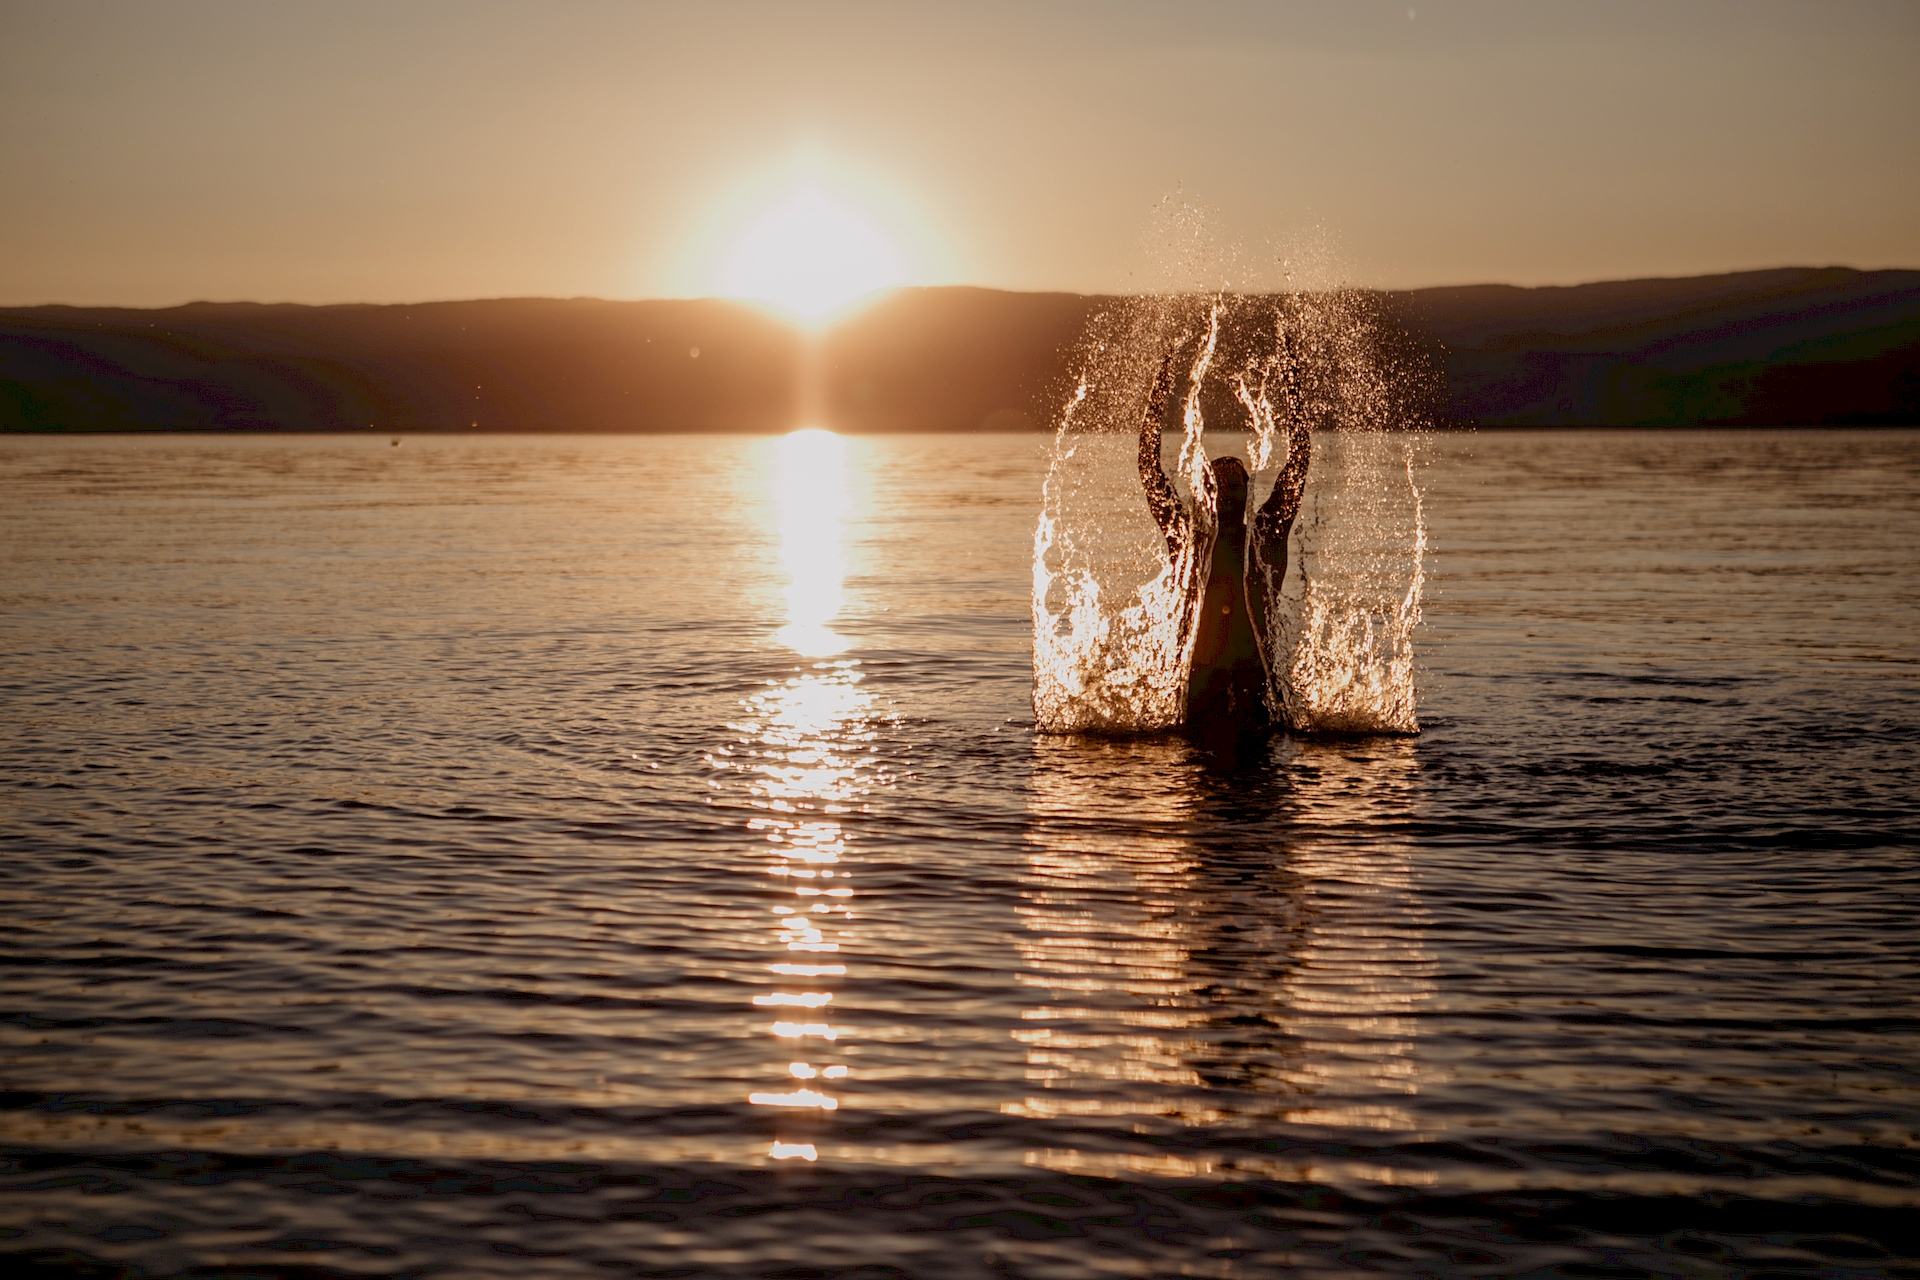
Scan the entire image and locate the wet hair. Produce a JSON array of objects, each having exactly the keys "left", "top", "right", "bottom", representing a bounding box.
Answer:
[{"left": 1210, "top": 456, "right": 1249, "bottom": 522}]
